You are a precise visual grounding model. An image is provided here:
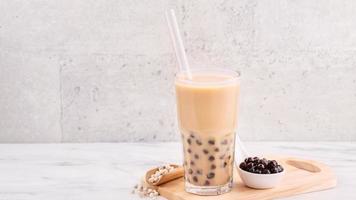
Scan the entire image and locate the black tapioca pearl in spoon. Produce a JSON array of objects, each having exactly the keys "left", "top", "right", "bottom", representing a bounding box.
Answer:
[
  {"left": 208, "top": 139, "right": 215, "bottom": 145},
  {"left": 246, "top": 157, "right": 253, "bottom": 163},
  {"left": 277, "top": 165, "right": 284, "bottom": 172},
  {"left": 203, "top": 149, "right": 209, "bottom": 154},
  {"left": 267, "top": 160, "right": 278, "bottom": 168},
  {"left": 247, "top": 162, "right": 254, "bottom": 169},
  {"left": 270, "top": 167, "right": 278, "bottom": 173},
  {"left": 261, "top": 158, "right": 268, "bottom": 166},
  {"left": 211, "top": 164, "right": 216, "bottom": 170},
  {"left": 208, "top": 156, "right": 215, "bottom": 161},
  {"left": 239, "top": 162, "right": 247, "bottom": 170},
  {"left": 188, "top": 168, "right": 193, "bottom": 174},
  {"left": 196, "top": 140, "right": 202, "bottom": 146},
  {"left": 204, "top": 180, "right": 210, "bottom": 186},
  {"left": 196, "top": 169, "right": 202, "bottom": 175},
  {"left": 262, "top": 169, "right": 271, "bottom": 174},
  {"left": 207, "top": 172, "right": 215, "bottom": 179},
  {"left": 257, "top": 164, "right": 265, "bottom": 170},
  {"left": 193, "top": 176, "right": 198, "bottom": 182},
  {"left": 190, "top": 160, "right": 195, "bottom": 166},
  {"left": 214, "top": 147, "right": 219, "bottom": 152},
  {"left": 194, "top": 154, "right": 199, "bottom": 159}
]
